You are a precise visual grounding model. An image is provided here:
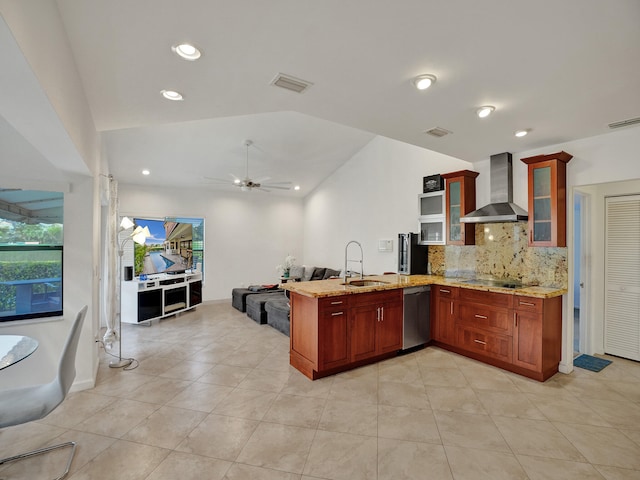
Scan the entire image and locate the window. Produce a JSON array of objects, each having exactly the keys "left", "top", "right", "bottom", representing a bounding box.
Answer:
[{"left": 0, "top": 189, "right": 63, "bottom": 322}]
